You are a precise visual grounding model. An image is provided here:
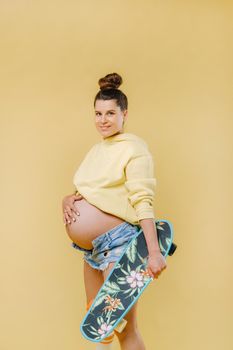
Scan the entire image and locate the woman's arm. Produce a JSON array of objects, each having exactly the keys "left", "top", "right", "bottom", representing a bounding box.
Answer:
[
  {"left": 139, "top": 218, "right": 167, "bottom": 279},
  {"left": 124, "top": 147, "right": 167, "bottom": 278},
  {"left": 139, "top": 218, "right": 160, "bottom": 254}
]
